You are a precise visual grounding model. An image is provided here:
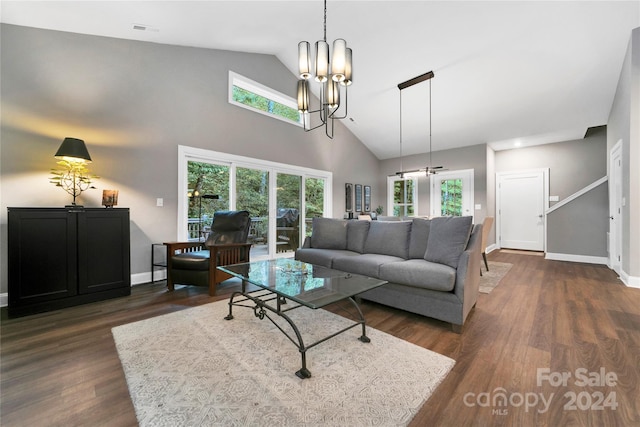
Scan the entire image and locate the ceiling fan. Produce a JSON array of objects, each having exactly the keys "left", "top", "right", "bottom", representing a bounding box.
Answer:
[{"left": 394, "top": 71, "right": 447, "bottom": 178}]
